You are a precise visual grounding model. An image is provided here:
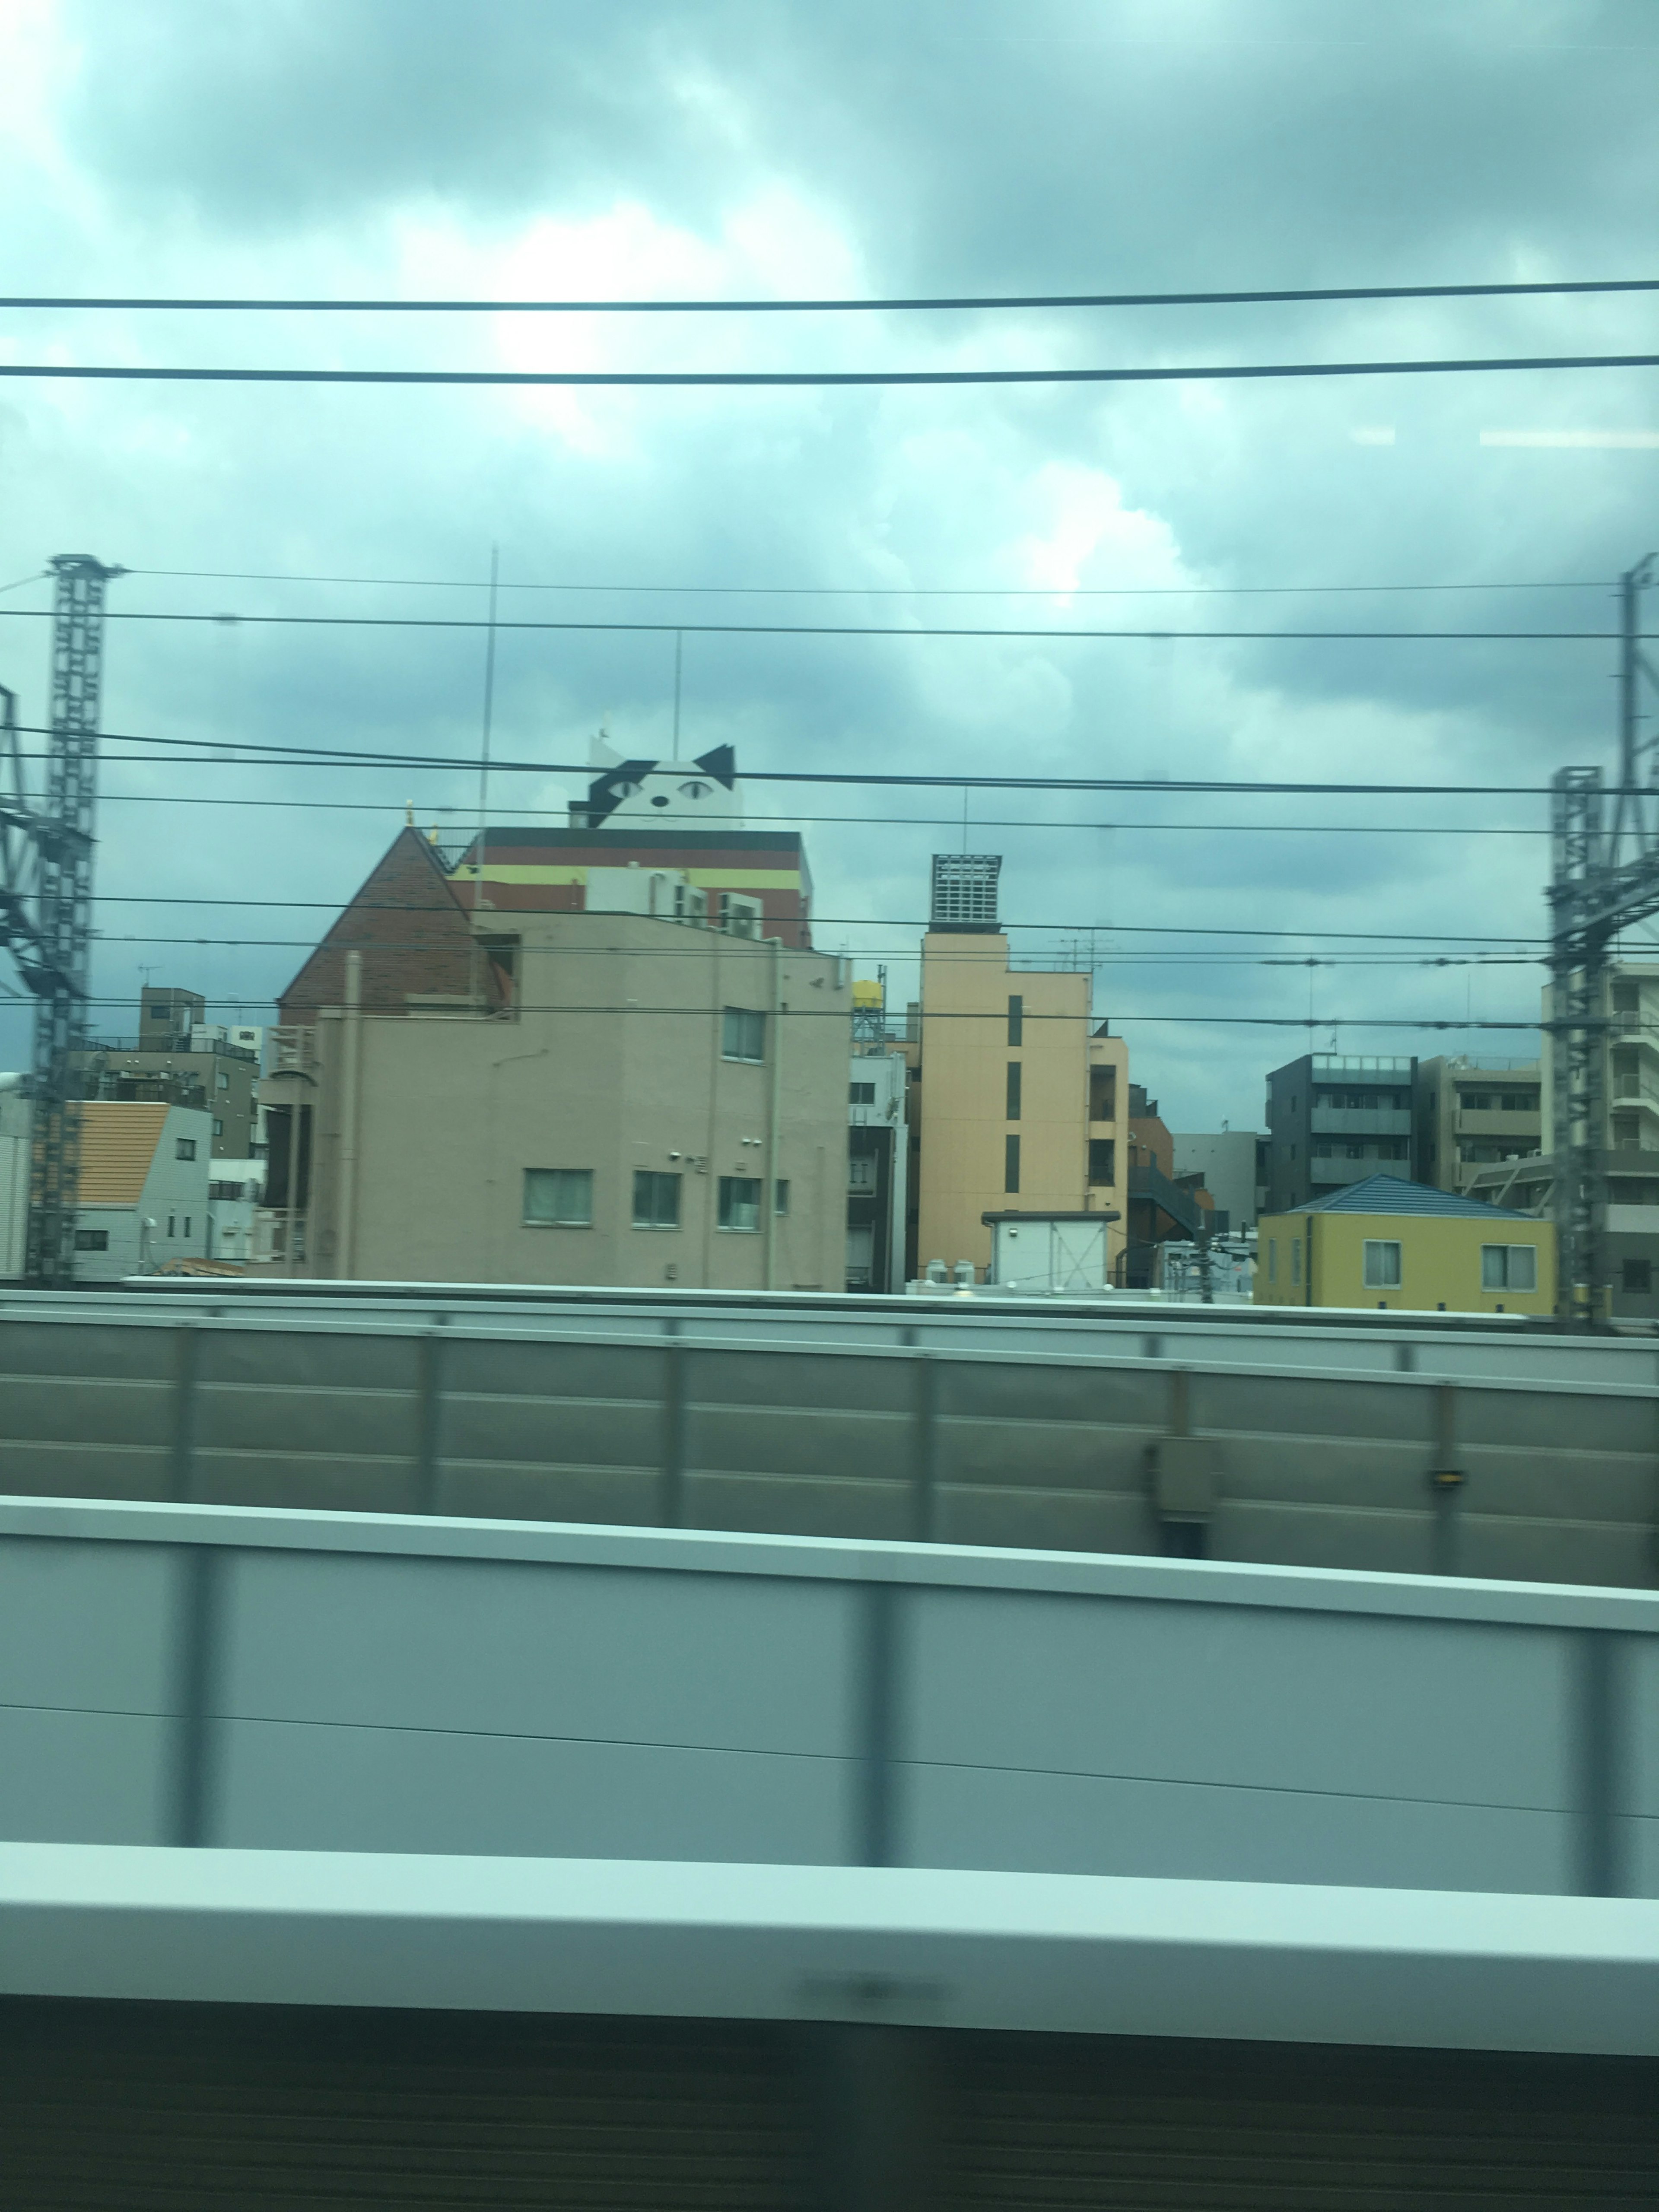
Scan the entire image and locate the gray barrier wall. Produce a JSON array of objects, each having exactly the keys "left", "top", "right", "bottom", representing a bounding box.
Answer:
[
  {"left": 3, "top": 1499, "right": 1657, "bottom": 1899},
  {"left": 0, "top": 1301, "right": 1655, "bottom": 1585}
]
